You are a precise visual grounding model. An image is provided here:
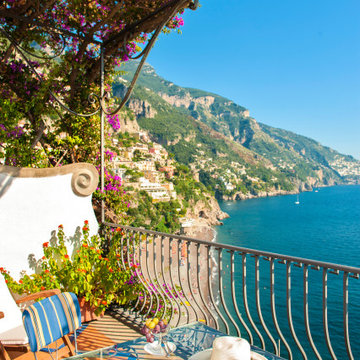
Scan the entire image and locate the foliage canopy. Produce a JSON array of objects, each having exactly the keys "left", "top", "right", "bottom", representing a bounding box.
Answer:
[{"left": 0, "top": 0, "right": 192, "bottom": 166}]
